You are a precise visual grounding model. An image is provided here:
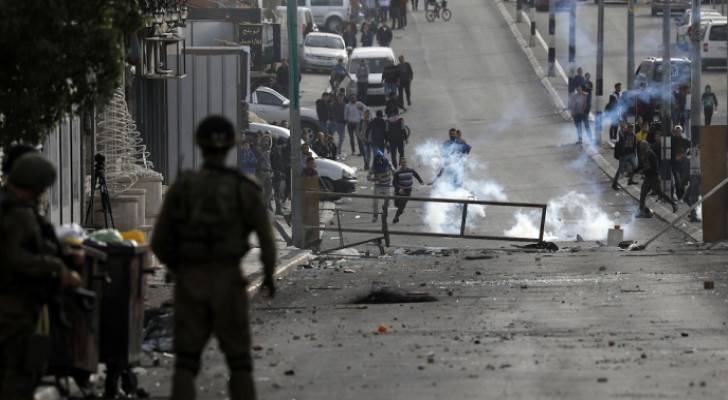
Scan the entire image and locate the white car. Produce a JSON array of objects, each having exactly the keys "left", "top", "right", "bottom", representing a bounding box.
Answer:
[
  {"left": 247, "top": 122, "right": 358, "bottom": 194},
  {"left": 248, "top": 86, "right": 321, "bottom": 138},
  {"left": 341, "top": 47, "right": 396, "bottom": 101},
  {"left": 676, "top": 10, "right": 724, "bottom": 46},
  {"left": 283, "top": 0, "right": 350, "bottom": 33},
  {"left": 302, "top": 32, "right": 348, "bottom": 72},
  {"left": 700, "top": 20, "right": 728, "bottom": 69}
]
